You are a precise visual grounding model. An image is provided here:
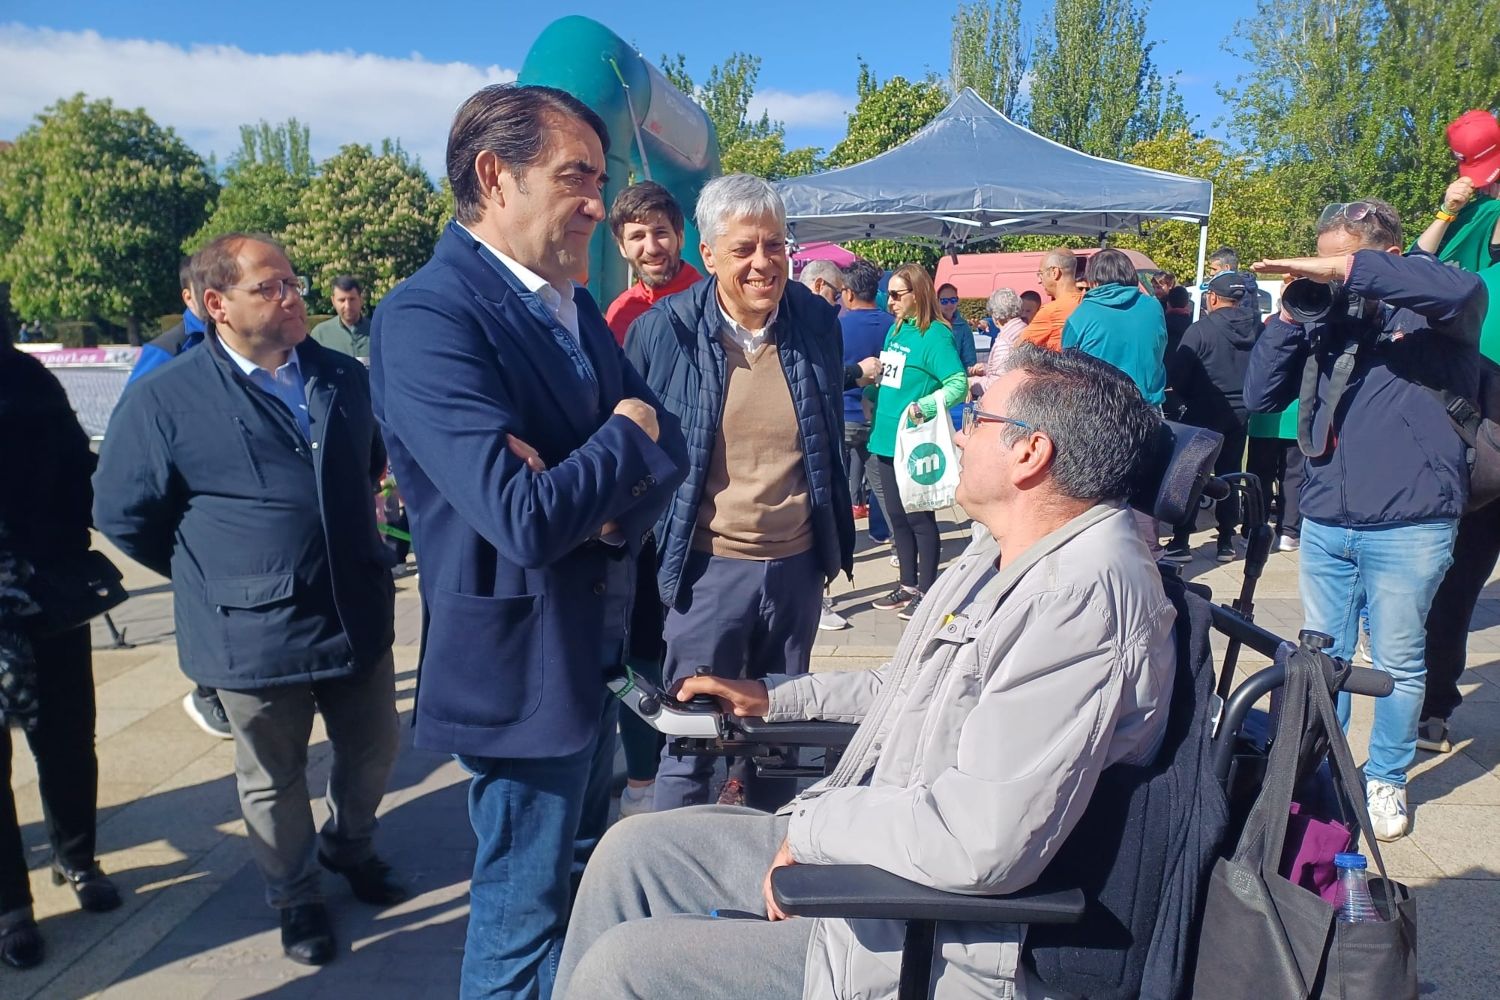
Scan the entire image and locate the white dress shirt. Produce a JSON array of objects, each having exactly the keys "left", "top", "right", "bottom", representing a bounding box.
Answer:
[
  {"left": 717, "top": 299, "right": 779, "bottom": 355},
  {"left": 460, "top": 224, "right": 581, "bottom": 343}
]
